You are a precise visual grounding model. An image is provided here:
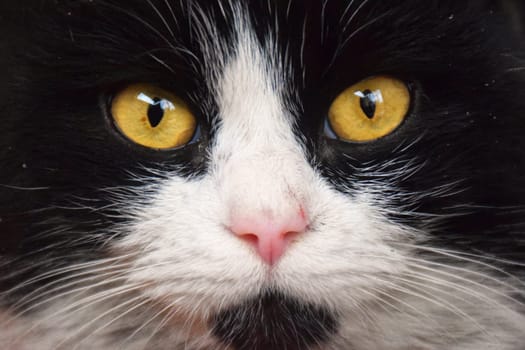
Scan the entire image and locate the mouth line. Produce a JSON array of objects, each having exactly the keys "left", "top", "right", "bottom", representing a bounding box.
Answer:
[{"left": 210, "top": 289, "right": 339, "bottom": 350}]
